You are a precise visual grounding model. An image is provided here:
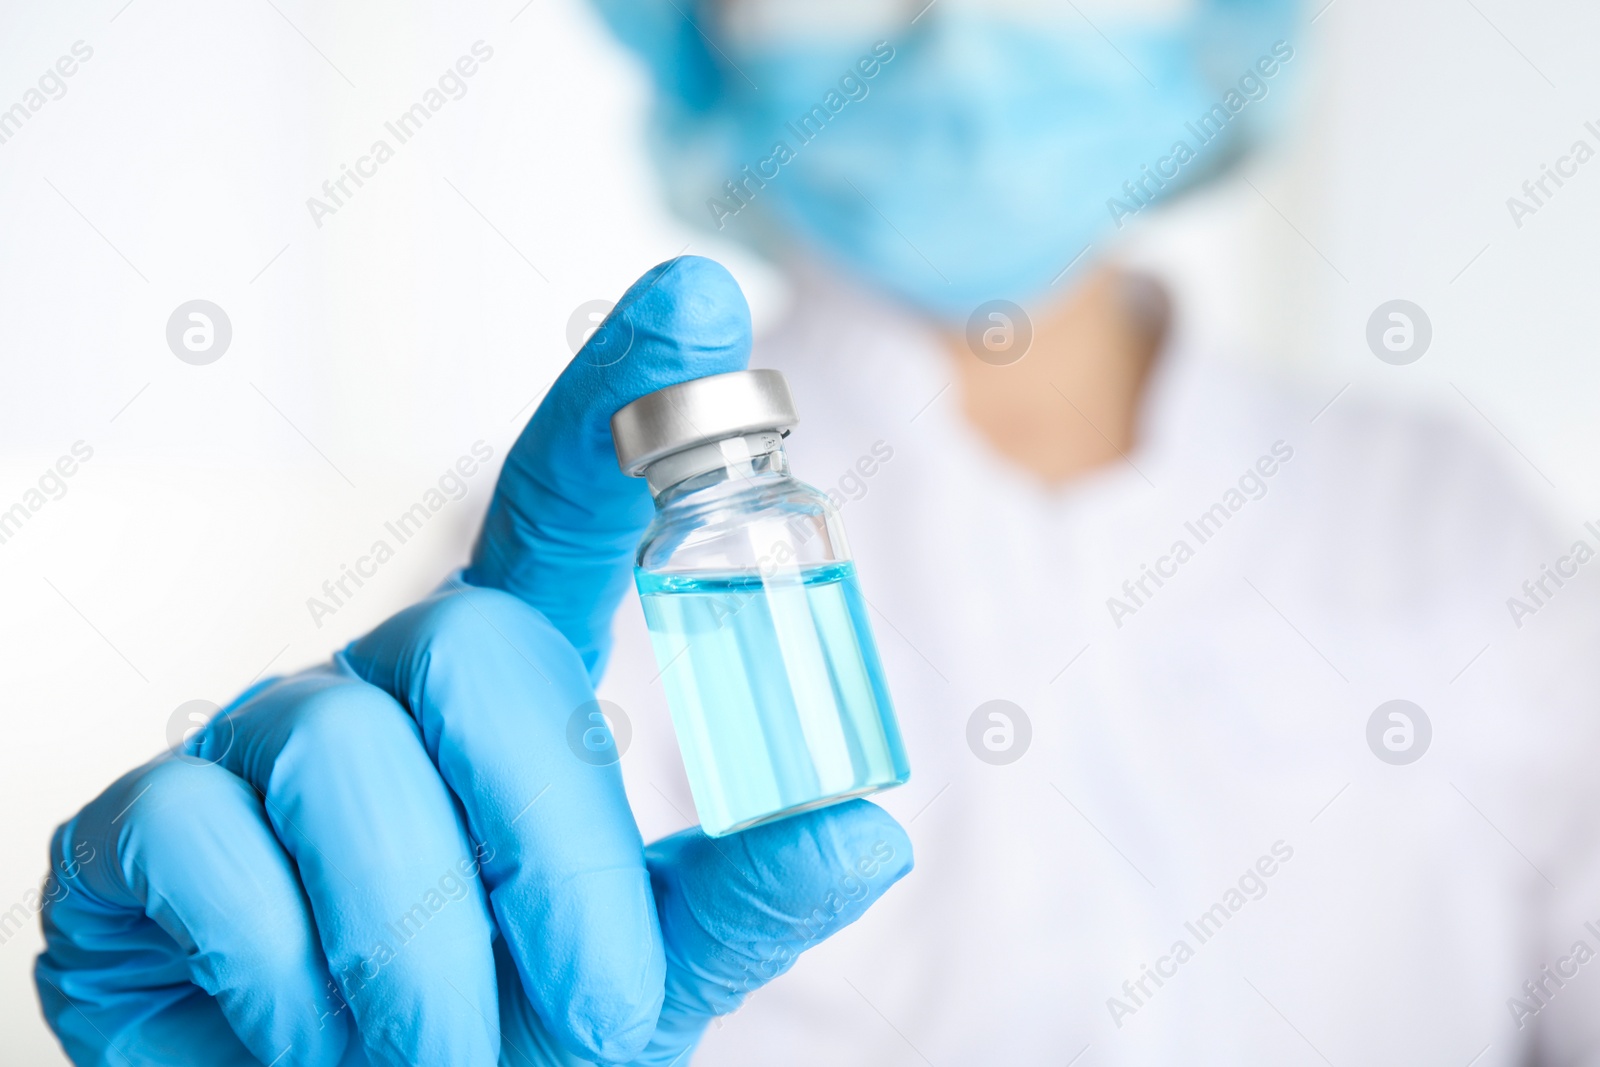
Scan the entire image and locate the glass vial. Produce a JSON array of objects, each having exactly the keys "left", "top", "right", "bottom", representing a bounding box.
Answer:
[{"left": 611, "top": 369, "right": 910, "bottom": 837}]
